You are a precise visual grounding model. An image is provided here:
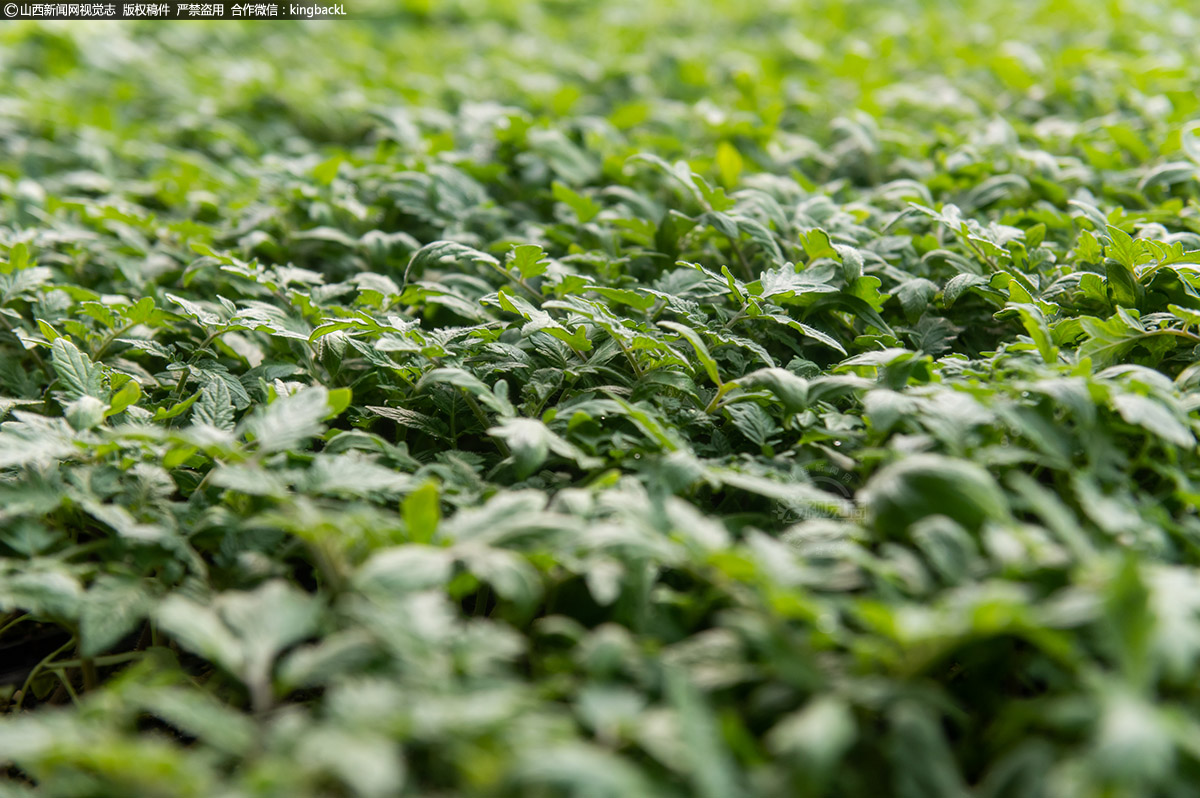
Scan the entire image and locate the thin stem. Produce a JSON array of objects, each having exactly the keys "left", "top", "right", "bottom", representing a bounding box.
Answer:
[
  {"left": 169, "top": 364, "right": 195, "bottom": 407},
  {"left": 48, "top": 650, "right": 146, "bottom": 669},
  {"left": 613, "top": 334, "right": 643, "bottom": 378},
  {"left": 170, "top": 328, "right": 225, "bottom": 406},
  {"left": 963, "top": 235, "right": 1039, "bottom": 296},
  {"left": 723, "top": 310, "right": 748, "bottom": 329},
  {"left": 488, "top": 262, "right": 543, "bottom": 303},
  {"left": 79, "top": 652, "right": 98, "bottom": 691},
  {"left": 1144, "top": 327, "right": 1200, "bottom": 344},
  {"left": 567, "top": 342, "right": 589, "bottom": 363},
  {"left": 695, "top": 191, "right": 755, "bottom": 281},
  {"left": 14, "top": 637, "right": 76, "bottom": 712},
  {"left": 963, "top": 236, "right": 1001, "bottom": 273},
  {"left": 472, "top": 584, "right": 492, "bottom": 617},
  {"left": 188, "top": 457, "right": 227, "bottom": 501},
  {"left": 92, "top": 322, "right": 135, "bottom": 360},
  {"left": 703, "top": 383, "right": 734, "bottom": 414},
  {"left": 50, "top": 669, "right": 82, "bottom": 705},
  {"left": 532, "top": 369, "right": 583, "bottom": 420},
  {"left": 463, "top": 394, "right": 509, "bottom": 456},
  {"left": 0, "top": 612, "right": 32, "bottom": 640}
]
